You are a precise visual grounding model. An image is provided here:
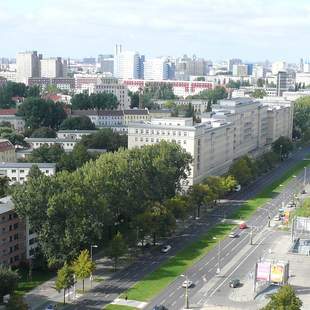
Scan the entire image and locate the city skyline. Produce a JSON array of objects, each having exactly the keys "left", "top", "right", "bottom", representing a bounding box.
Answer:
[{"left": 1, "top": 0, "right": 310, "bottom": 61}]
